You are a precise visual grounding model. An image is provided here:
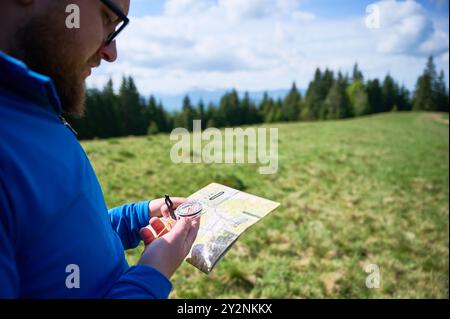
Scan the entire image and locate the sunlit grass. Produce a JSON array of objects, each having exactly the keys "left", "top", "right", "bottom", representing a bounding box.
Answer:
[{"left": 82, "top": 112, "right": 449, "bottom": 298}]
